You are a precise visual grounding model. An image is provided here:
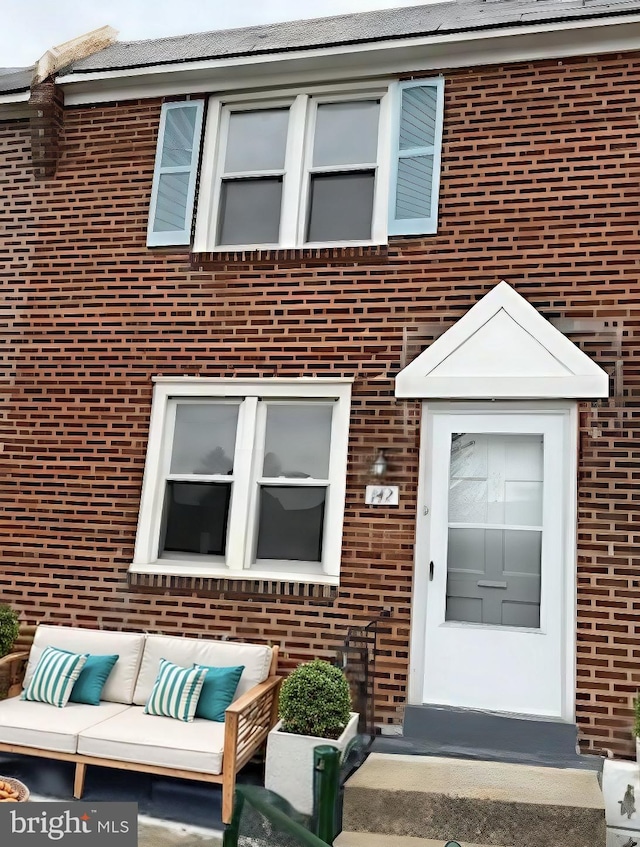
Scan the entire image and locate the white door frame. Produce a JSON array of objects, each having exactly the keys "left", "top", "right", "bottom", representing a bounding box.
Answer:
[{"left": 408, "top": 400, "right": 578, "bottom": 722}]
